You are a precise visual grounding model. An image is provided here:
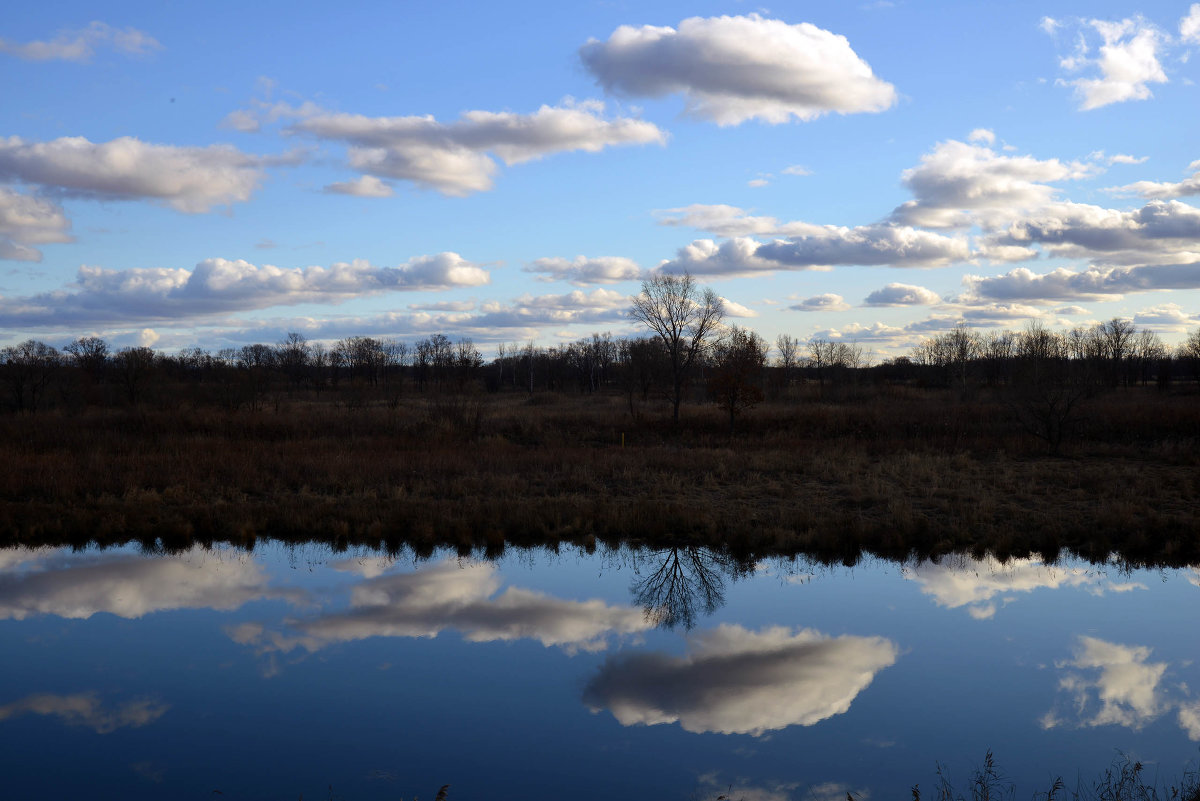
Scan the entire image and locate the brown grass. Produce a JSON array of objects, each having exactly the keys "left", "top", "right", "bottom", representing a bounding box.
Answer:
[{"left": 2, "top": 386, "right": 1199, "bottom": 566}]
